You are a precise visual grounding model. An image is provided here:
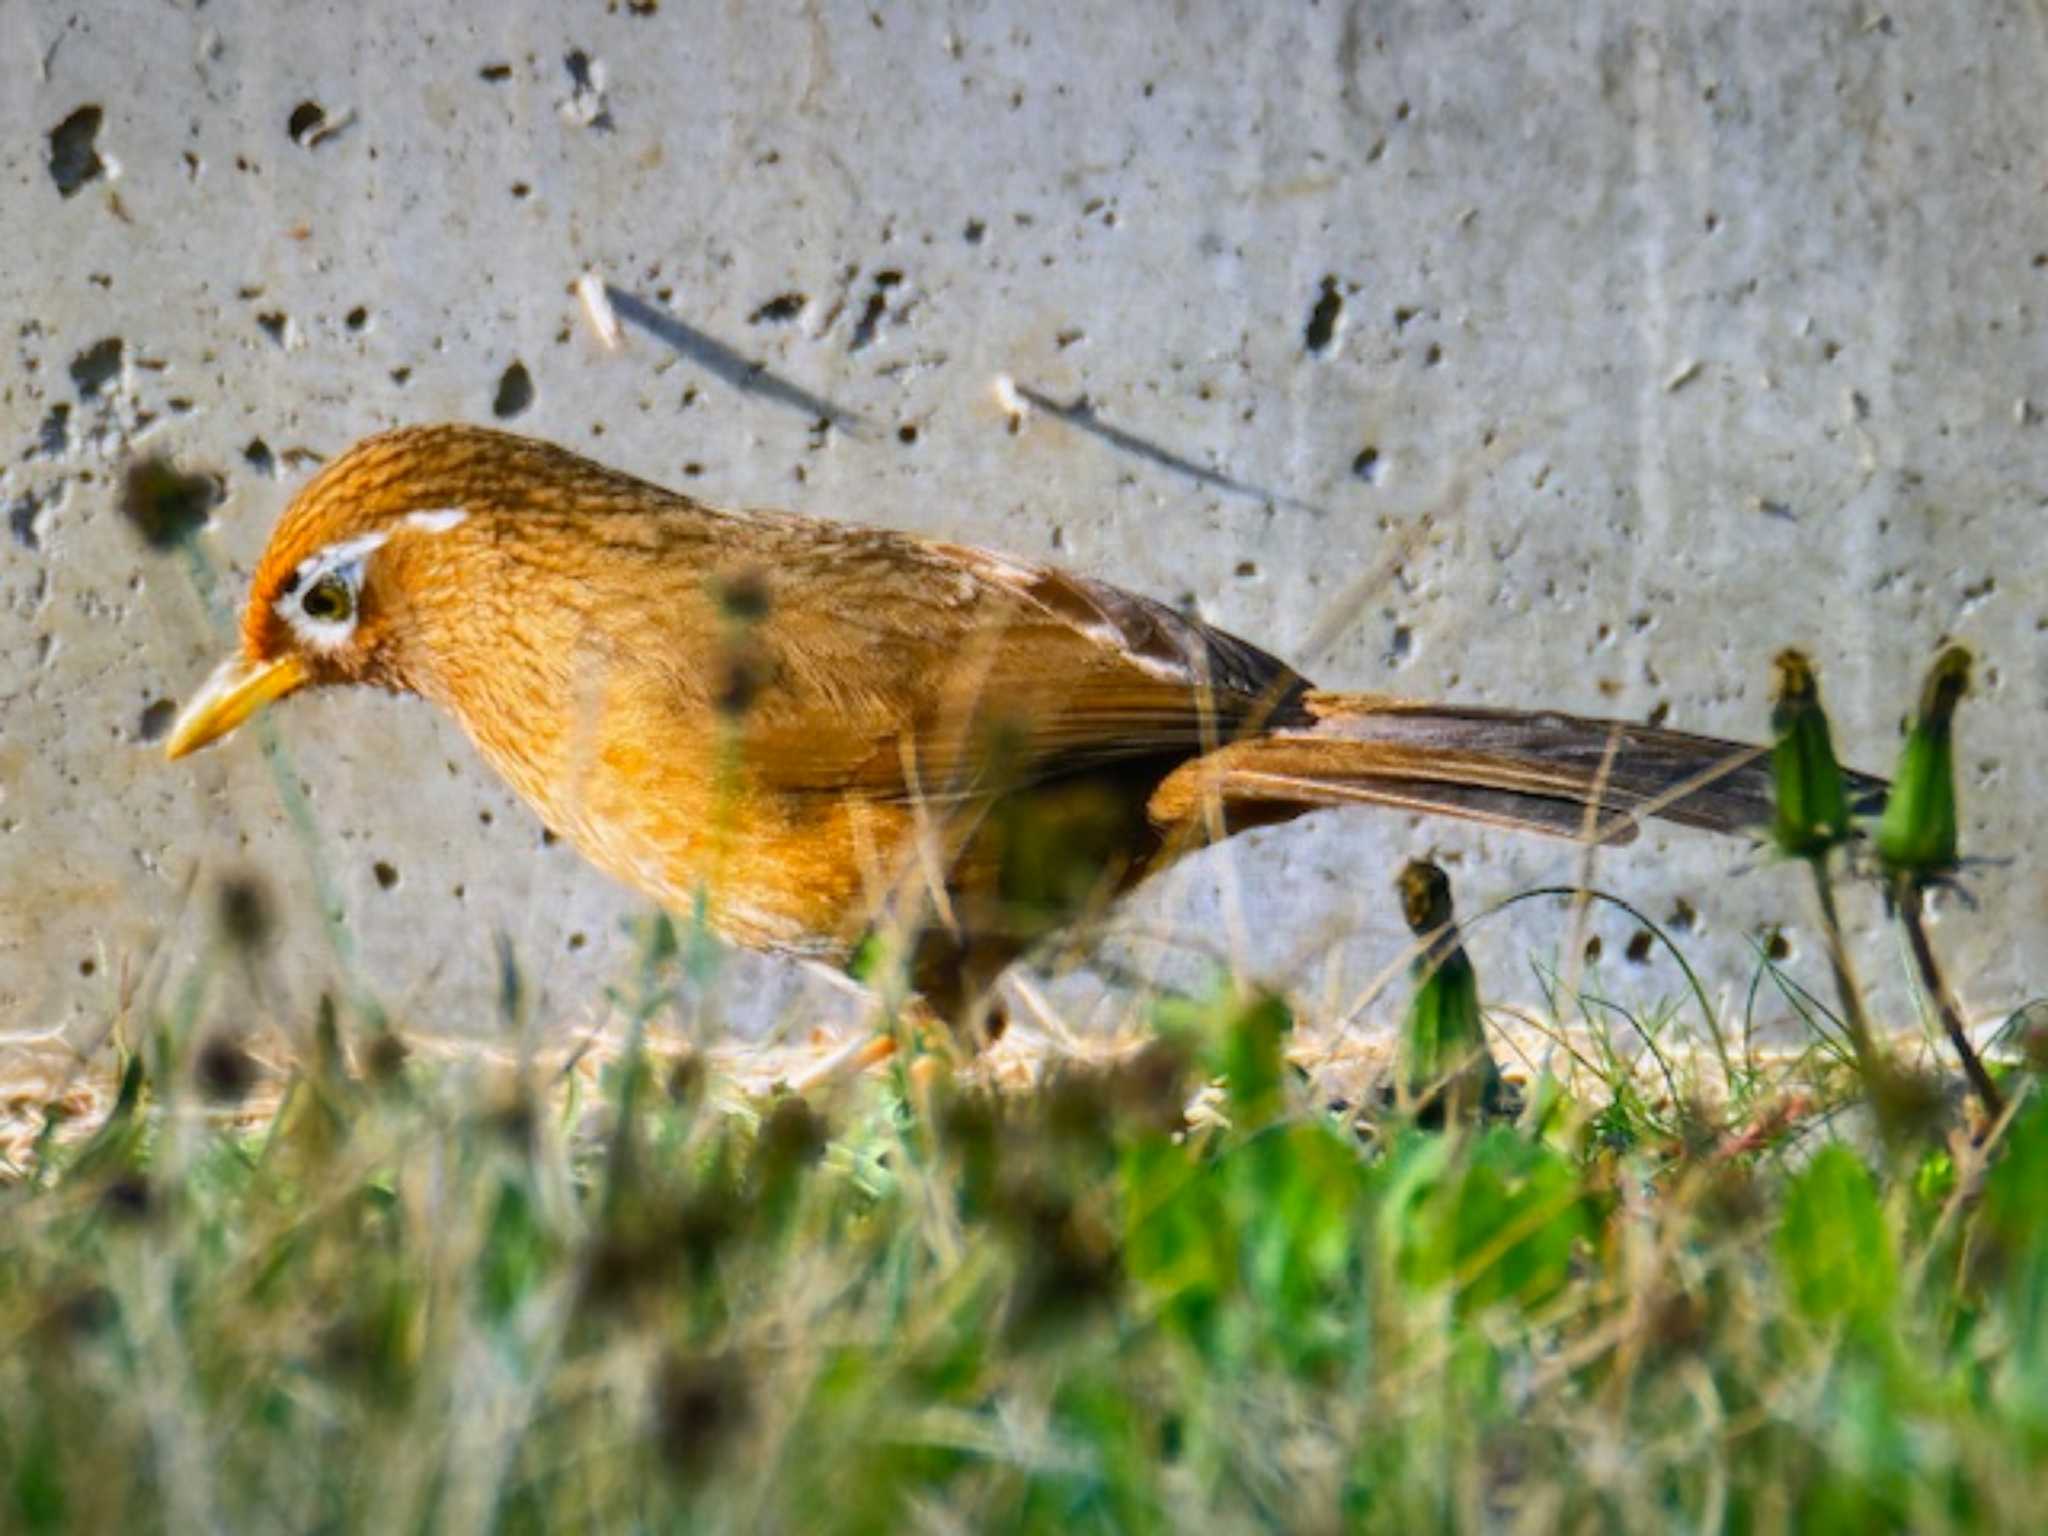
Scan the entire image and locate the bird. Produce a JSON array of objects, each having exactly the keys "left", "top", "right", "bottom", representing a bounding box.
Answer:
[{"left": 166, "top": 423, "right": 1883, "bottom": 1031}]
